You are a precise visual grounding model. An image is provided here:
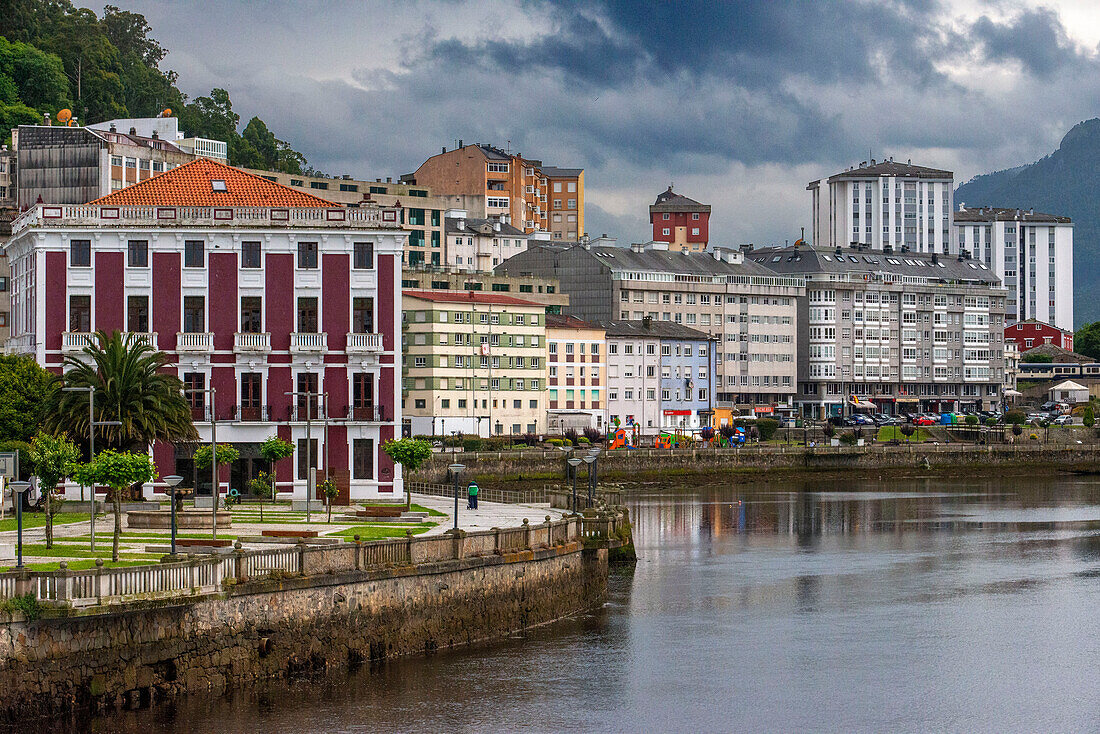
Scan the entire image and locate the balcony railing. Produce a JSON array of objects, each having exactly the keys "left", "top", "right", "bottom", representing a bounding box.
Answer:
[
  {"left": 176, "top": 332, "right": 214, "bottom": 352},
  {"left": 291, "top": 332, "right": 327, "bottom": 352},
  {"left": 125, "top": 332, "right": 158, "bottom": 349},
  {"left": 2, "top": 334, "right": 35, "bottom": 356},
  {"left": 234, "top": 405, "right": 270, "bottom": 422},
  {"left": 350, "top": 405, "right": 385, "bottom": 422},
  {"left": 346, "top": 332, "right": 383, "bottom": 353},
  {"left": 62, "top": 332, "right": 94, "bottom": 353},
  {"left": 234, "top": 332, "right": 271, "bottom": 352}
]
